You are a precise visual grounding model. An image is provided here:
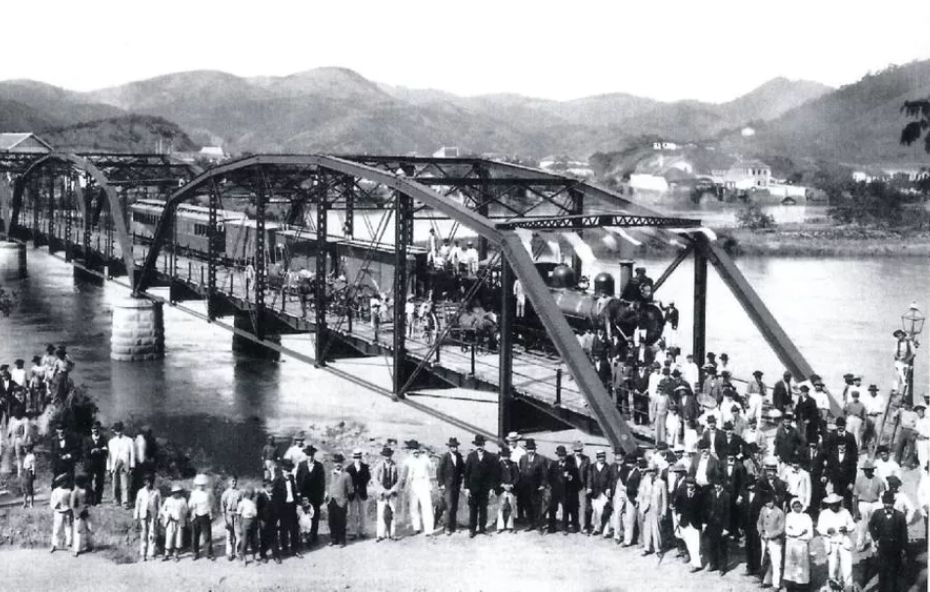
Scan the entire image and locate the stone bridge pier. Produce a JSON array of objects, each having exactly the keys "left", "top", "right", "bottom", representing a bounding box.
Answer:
[{"left": 111, "top": 297, "right": 165, "bottom": 361}]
